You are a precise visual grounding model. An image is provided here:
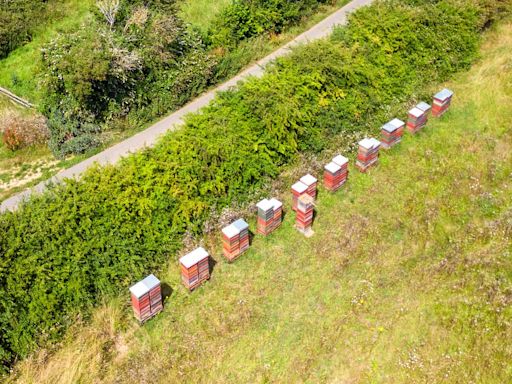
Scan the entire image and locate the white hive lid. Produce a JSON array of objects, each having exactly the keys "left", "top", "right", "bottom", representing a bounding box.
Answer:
[
  {"left": 434, "top": 88, "right": 453, "bottom": 101},
  {"left": 256, "top": 198, "right": 273, "bottom": 212},
  {"left": 300, "top": 174, "right": 317, "bottom": 186},
  {"left": 369, "top": 138, "right": 381, "bottom": 147},
  {"left": 180, "top": 247, "right": 209, "bottom": 268},
  {"left": 389, "top": 118, "right": 405, "bottom": 128},
  {"left": 142, "top": 274, "right": 160, "bottom": 291},
  {"left": 358, "top": 138, "right": 373, "bottom": 149},
  {"left": 382, "top": 122, "right": 397, "bottom": 133},
  {"left": 291, "top": 181, "right": 308, "bottom": 194},
  {"left": 222, "top": 224, "right": 240, "bottom": 238},
  {"left": 324, "top": 161, "right": 341, "bottom": 173},
  {"left": 408, "top": 107, "right": 424, "bottom": 118},
  {"left": 129, "top": 280, "right": 149, "bottom": 298},
  {"left": 359, "top": 138, "right": 380, "bottom": 150},
  {"left": 416, "top": 101, "right": 431, "bottom": 112},
  {"left": 232, "top": 218, "right": 249, "bottom": 231},
  {"left": 269, "top": 198, "right": 282, "bottom": 210},
  {"left": 332, "top": 154, "right": 348, "bottom": 166}
]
